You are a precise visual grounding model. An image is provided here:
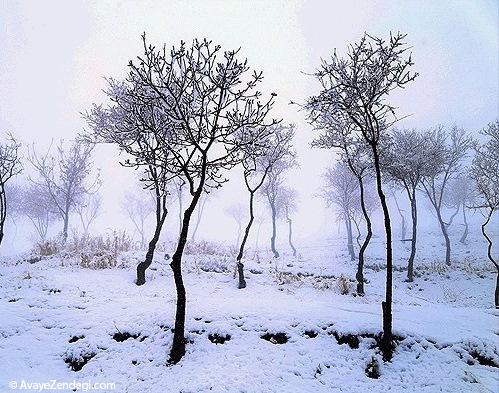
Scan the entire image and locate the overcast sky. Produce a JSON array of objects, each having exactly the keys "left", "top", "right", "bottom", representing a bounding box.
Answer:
[{"left": 1, "top": 0, "right": 498, "bottom": 249}]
